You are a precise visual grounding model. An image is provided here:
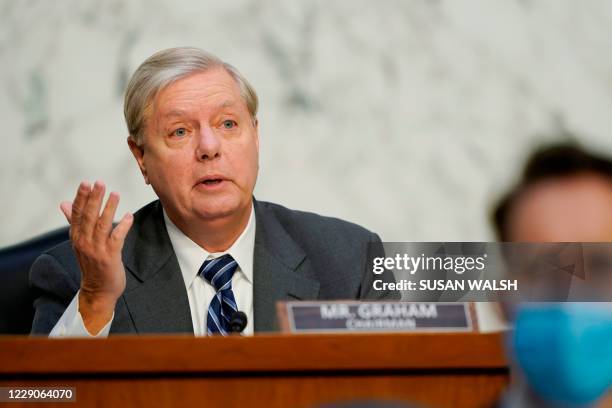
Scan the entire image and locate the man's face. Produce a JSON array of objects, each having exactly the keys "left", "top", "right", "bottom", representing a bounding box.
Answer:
[
  {"left": 130, "top": 68, "right": 259, "bottom": 226},
  {"left": 499, "top": 173, "right": 612, "bottom": 309},
  {"left": 507, "top": 173, "right": 612, "bottom": 241}
]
